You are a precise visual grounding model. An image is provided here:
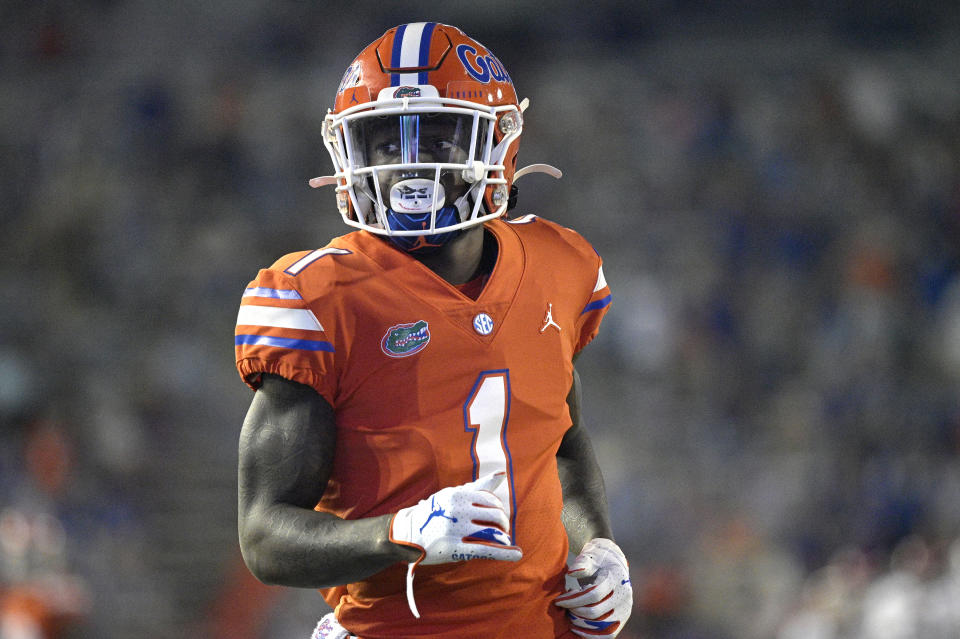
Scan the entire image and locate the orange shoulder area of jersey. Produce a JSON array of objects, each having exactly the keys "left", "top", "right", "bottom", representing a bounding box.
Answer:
[{"left": 503, "top": 215, "right": 603, "bottom": 270}]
